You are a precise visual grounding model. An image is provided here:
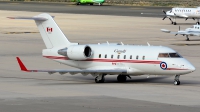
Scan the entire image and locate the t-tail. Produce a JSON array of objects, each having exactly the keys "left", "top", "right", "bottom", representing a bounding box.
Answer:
[{"left": 8, "top": 13, "right": 77, "bottom": 49}]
